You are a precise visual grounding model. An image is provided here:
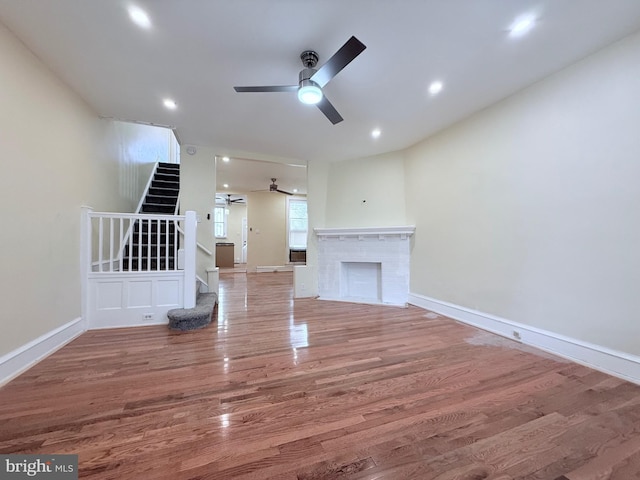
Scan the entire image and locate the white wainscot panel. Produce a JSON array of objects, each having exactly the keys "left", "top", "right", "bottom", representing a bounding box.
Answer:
[
  {"left": 157, "top": 280, "right": 180, "bottom": 306},
  {"left": 96, "top": 281, "right": 123, "bottom": 310},
  {"left": 88, "top": 273, "right": 184, "bottom": 329},
  {"left": 128, "top": 280, "right": 153, "bottom": 308}
]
